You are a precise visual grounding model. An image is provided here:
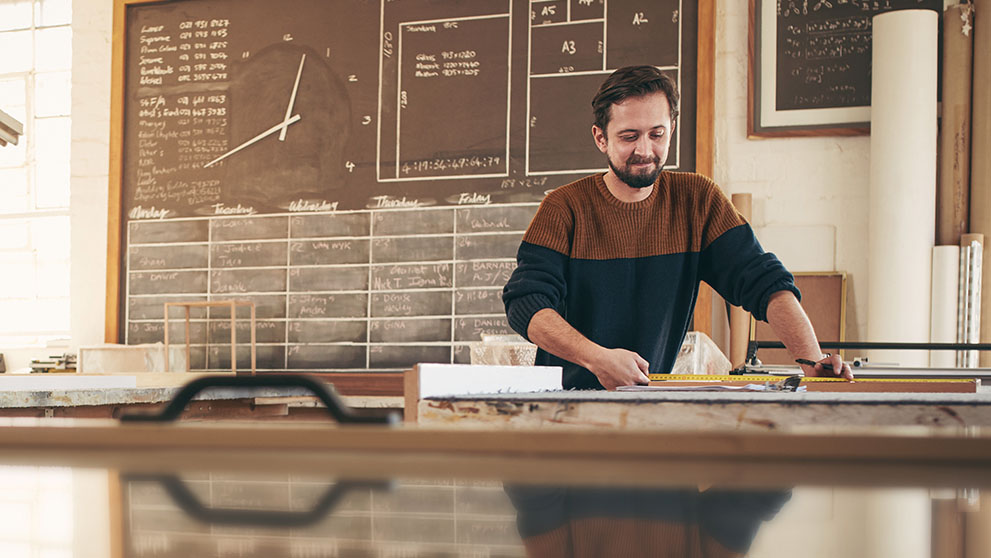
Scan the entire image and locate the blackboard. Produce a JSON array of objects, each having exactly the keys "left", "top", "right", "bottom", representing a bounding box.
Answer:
[
  {"left": 749, "top": 0, "right": 941, "bottom": 136},
  {"left": 108, "top": 0, "right": 711, "bottom": 372}
]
